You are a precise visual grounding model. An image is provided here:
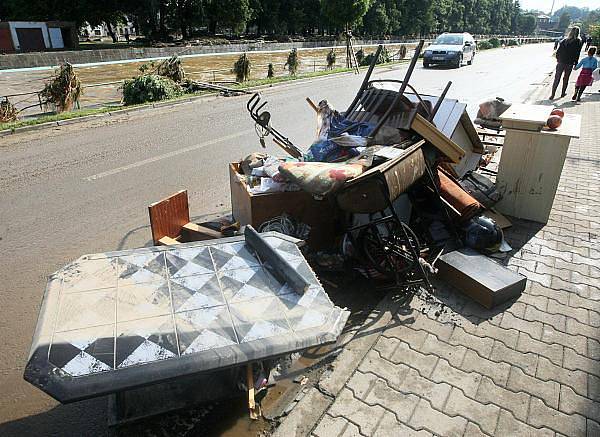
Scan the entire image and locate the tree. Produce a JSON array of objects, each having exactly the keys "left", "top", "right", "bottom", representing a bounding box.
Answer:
[
  {"left": 518, "top": 14, "right": 536, "bottom": 35},
  {"left": 363, "top": 1, "right": 390, "bottom": 37},
  {"left": 321, "top": 0, "right": 370, "bottom": 30},
  {"left": 206, "top": 0, "right": 252, "bottom": 34},
  {"left": 558, "top": 12, "right": 571, "bottom": 30}
]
